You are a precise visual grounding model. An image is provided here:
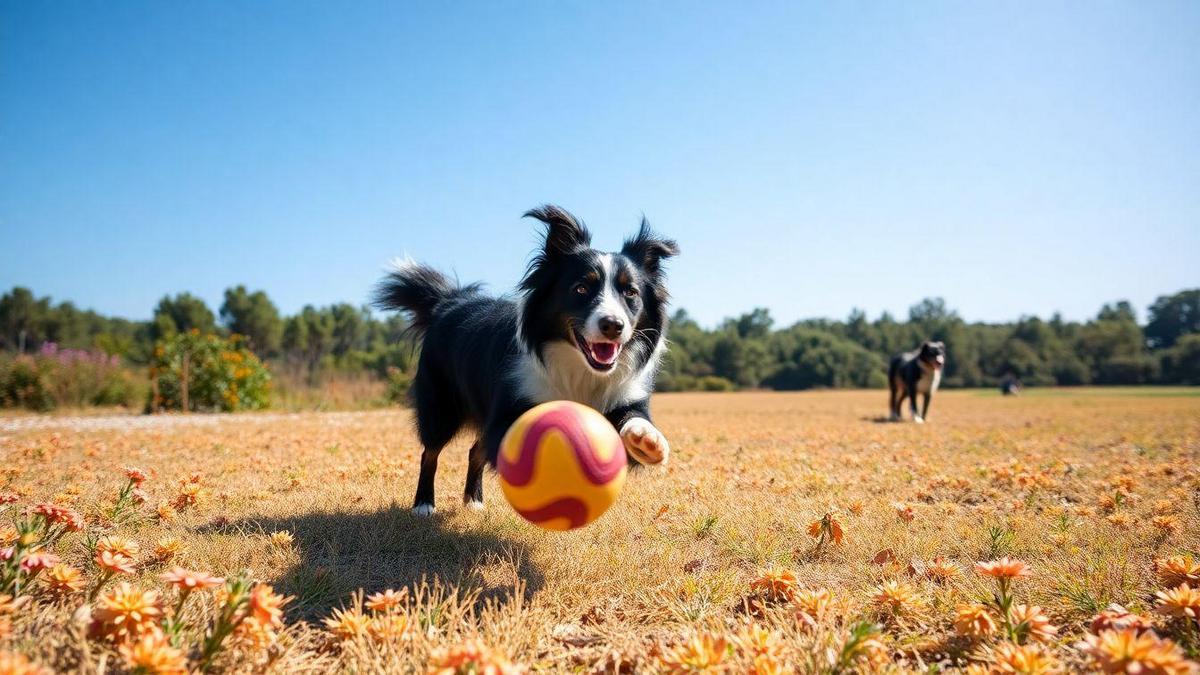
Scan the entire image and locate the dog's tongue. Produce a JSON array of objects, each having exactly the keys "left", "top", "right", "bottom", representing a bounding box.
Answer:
[{"left": 590, "top": 342, "right": 618, "bottom": 364}]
